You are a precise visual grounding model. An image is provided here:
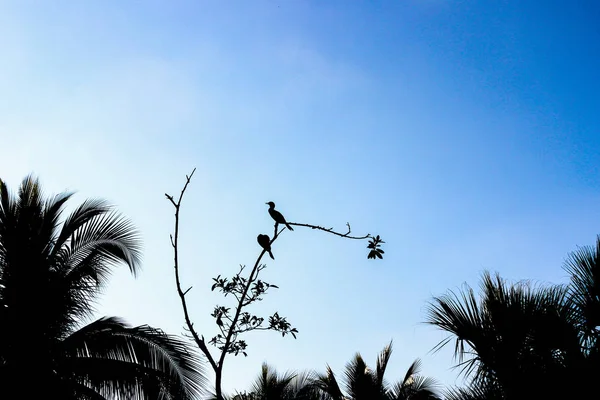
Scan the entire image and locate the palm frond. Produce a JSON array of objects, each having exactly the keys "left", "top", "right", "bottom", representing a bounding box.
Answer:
[
  {"left": 0, "top": 175, "right": 53, "bottom": 269},
  {"left": 0, "top": 177, "right": 17, "bottom": 226},
  {"left": 389, "top": 359, "right": 440, "bottom": 400},
  {"left": 0, "top": 177, "right": 71, "bottom": 285},
  {"left": 61, "top": 316, "right": 206, "bottom": 400},
  {"left": 47, "top": 207, "right": 143, "bottom": 323},
  {"left": 53, "top": 248, "right": 110, "bottom": 326},
  {"left": 41, "top": 191, "right": 74, "bottom": 254},
  {"left": 51, "top": 198, "right": 113, "bottom": 257},
  {"left": 443, "top": 383, "right": 503, "bottom": 400},
  {"left": 250, "top": 362, "right": 296, "bottom": 398},
  {"left": 424, "top": 282, "right": 483, "bottom": 369},
  {"left": 0, "top": 178, "right": 17, "bottom": 256},
  {"left": 343, "top": 353, "right": 378, "bottom": 399},
  {"left": 70, "top": 382, "right": 110, "bottom": 400},
  {"left": 375, "top": 341, "right": 393, "bottom": 389},
  {"left": 289, "top": 370, "right": 316, "bottom": 398},
  {"left": 407, "top": 376, "right": 440, "bottom": 399},
  {"left": 314, "top": 365, "right": 344, "bottom": 400},
  {"left": 401, "top": 359, "right": 421, "bottom": 387},
  {"left": 16, "top": 174, "right": 43, "bottom": 212},
  {"left": 62, "top": 356, "right": 169, "bottom": 400},
  {"left": 58, "top": 208, "right": 142, "bottom": 276},
  {"left": 563, "top": 235, "right": 600, "bottom": 344}
]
